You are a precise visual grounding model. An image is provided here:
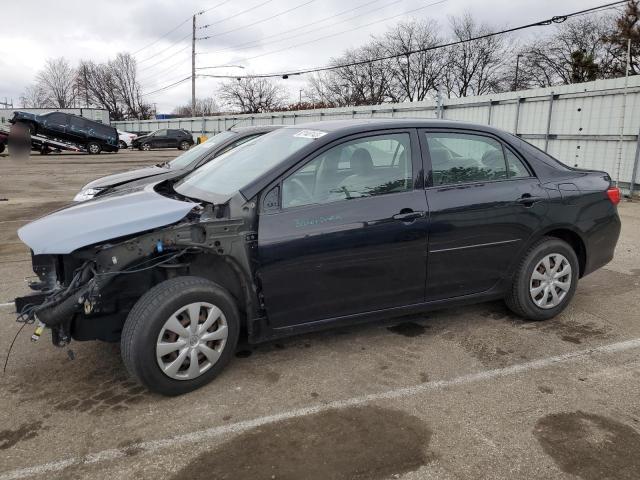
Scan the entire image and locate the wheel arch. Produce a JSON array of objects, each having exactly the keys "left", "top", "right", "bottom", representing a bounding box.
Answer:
[
  {"left": 536, "top": 226, "right": 587, "bottom": 278},
  {"left": 186, "top": 253, "right": 258, "bottom": 328}
]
